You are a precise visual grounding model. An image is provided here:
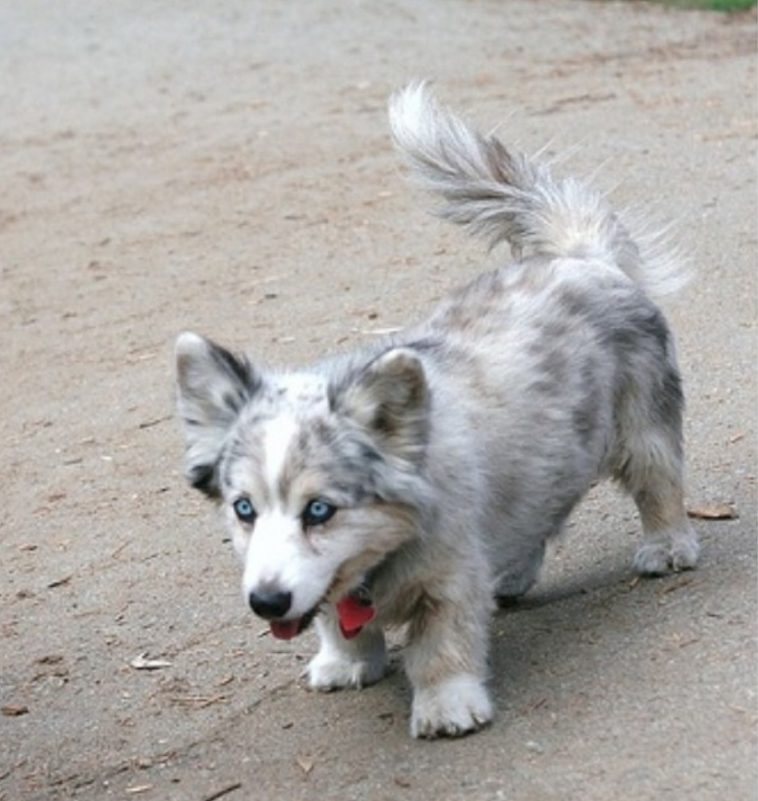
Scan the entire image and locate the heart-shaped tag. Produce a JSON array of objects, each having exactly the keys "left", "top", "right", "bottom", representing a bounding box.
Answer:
[{"left": 336, "top": 593, "right": 375, "bottom": 639}]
